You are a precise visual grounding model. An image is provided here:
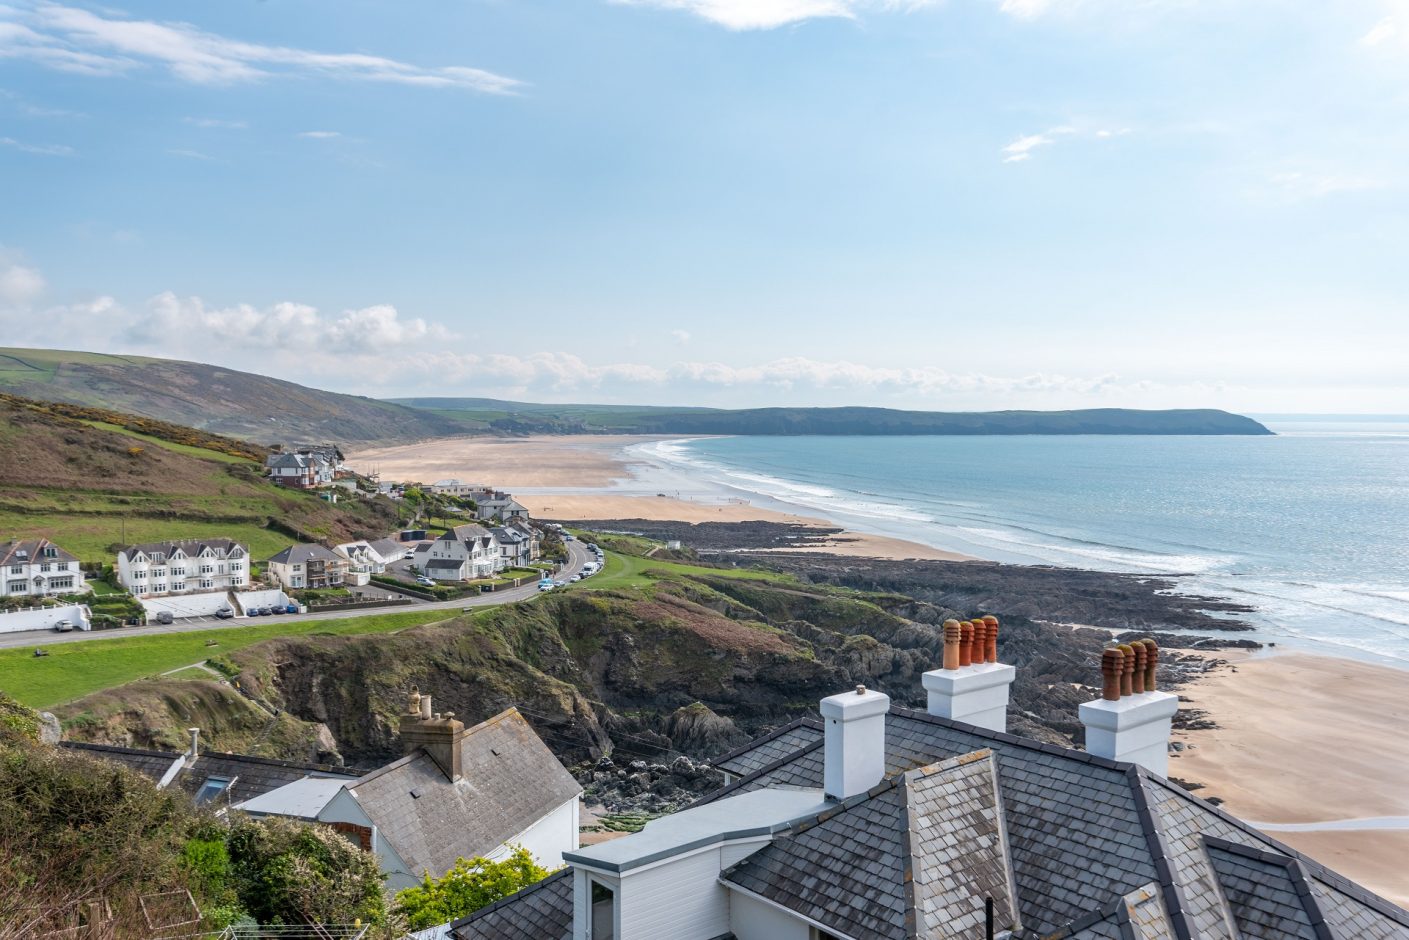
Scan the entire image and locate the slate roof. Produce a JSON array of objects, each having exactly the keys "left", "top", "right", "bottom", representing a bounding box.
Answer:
[
  {"left": 267, "top": 543, "right": 343, "bottom": 566},
  {"left": 0, "top": 538, "right": 79, "bottom": 567},
  {"left": 62, "top": 742, "right": 361, "bottom": 807},
  {"left": 711, "top": 715, "right": 823, "bottom": 777},
  {"left": 722, "top": 750, "right": 1019, "bottom": 940},
  {"left": 119, "top": 539, "right": 243, "bottom": 562},
  {"left": 451, "top": 869, "right": 574, "bottom": 940},
  {"left": 346, "top": 708, "right": 582, "bottom": 881},
  {"left": 454, "top": 704, "right": 1409, "bottom": 940}
]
